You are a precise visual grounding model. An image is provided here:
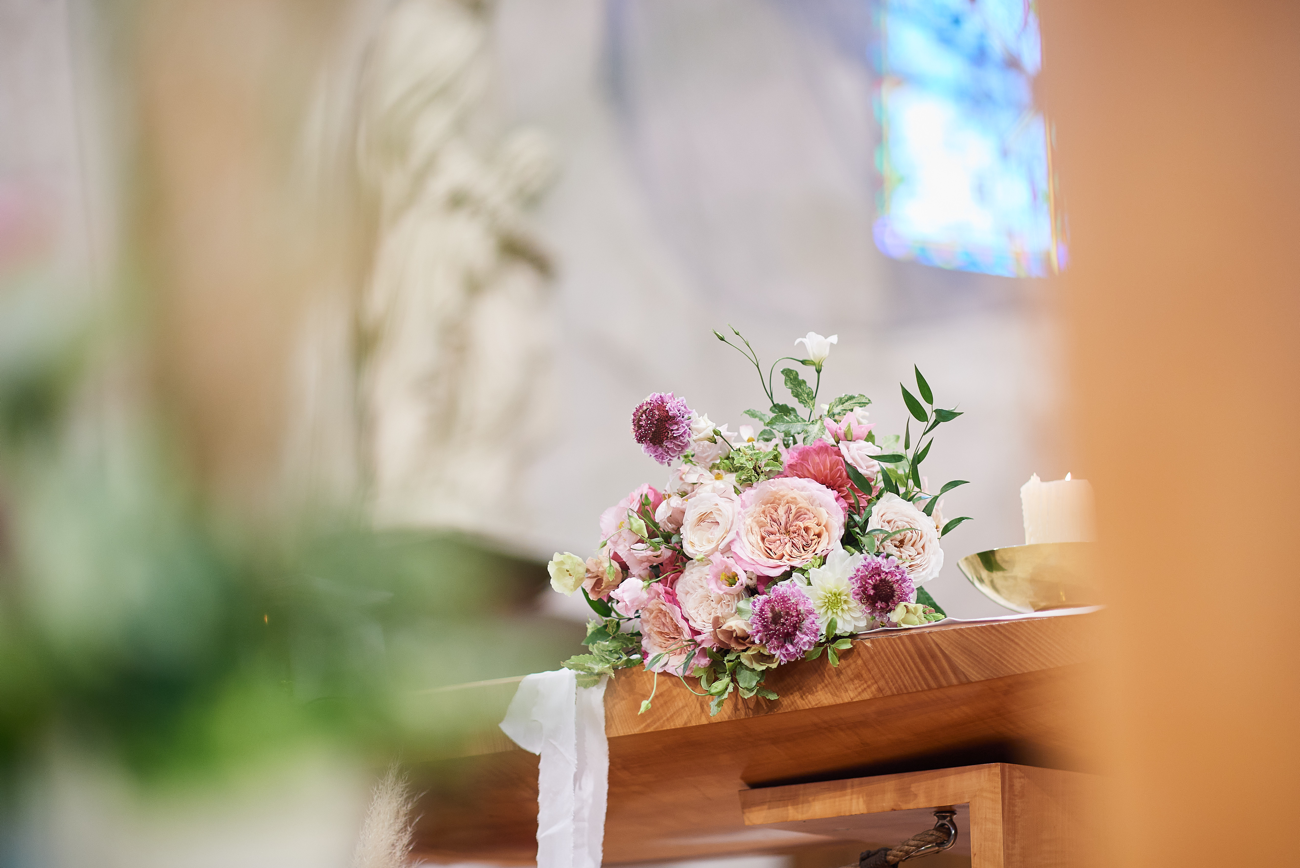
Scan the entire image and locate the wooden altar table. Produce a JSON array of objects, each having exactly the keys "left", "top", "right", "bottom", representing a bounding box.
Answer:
[{"left": 411, "top": 613, "right": 1099, "bottom": 866}]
